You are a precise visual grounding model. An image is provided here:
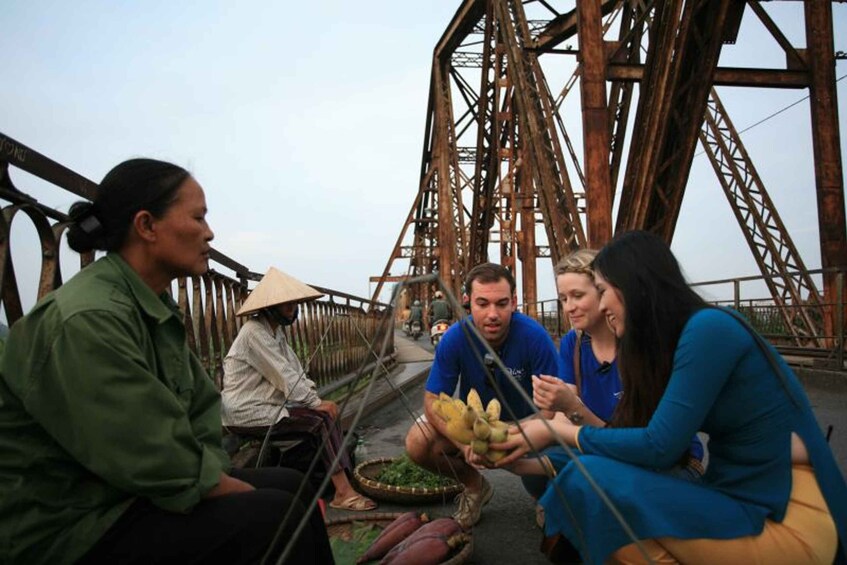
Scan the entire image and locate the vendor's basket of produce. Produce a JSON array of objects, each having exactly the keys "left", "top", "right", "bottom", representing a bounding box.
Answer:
[
  {"left": 353, "top": 455, "right": 463, "bottom": 505},
  {"left": 327, "top": 511, "right": 472, "bottom": 565}
]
